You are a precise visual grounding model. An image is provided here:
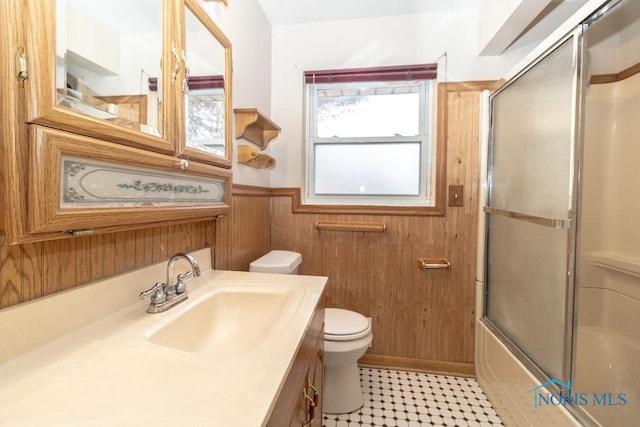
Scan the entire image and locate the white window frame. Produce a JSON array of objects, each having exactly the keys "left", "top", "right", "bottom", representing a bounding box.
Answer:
[{"left": 304, "top": 79, "right": 436, "bottom": 207}]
